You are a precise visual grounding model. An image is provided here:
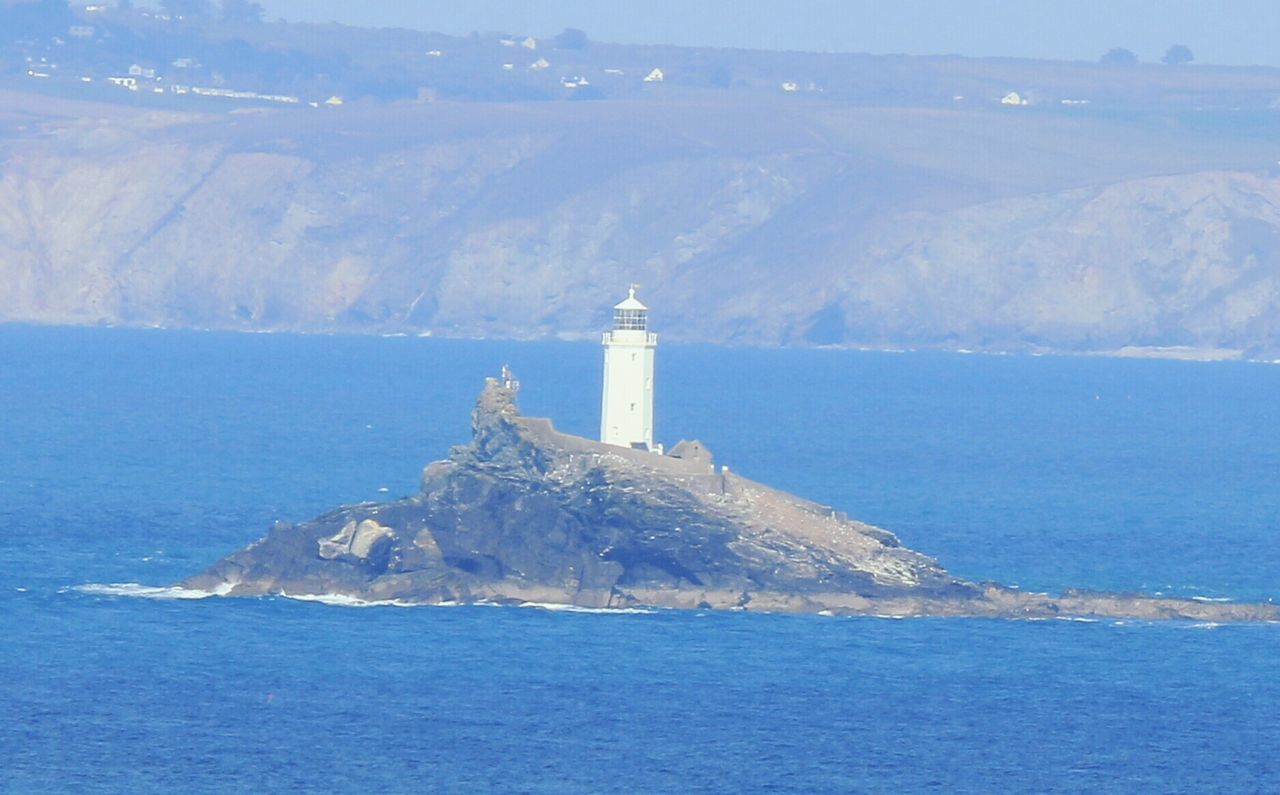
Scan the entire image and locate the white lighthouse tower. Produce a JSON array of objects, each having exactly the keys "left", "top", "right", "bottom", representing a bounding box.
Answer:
[{"left": 600, "top": 285, "right": 656, "bottom": 450}]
